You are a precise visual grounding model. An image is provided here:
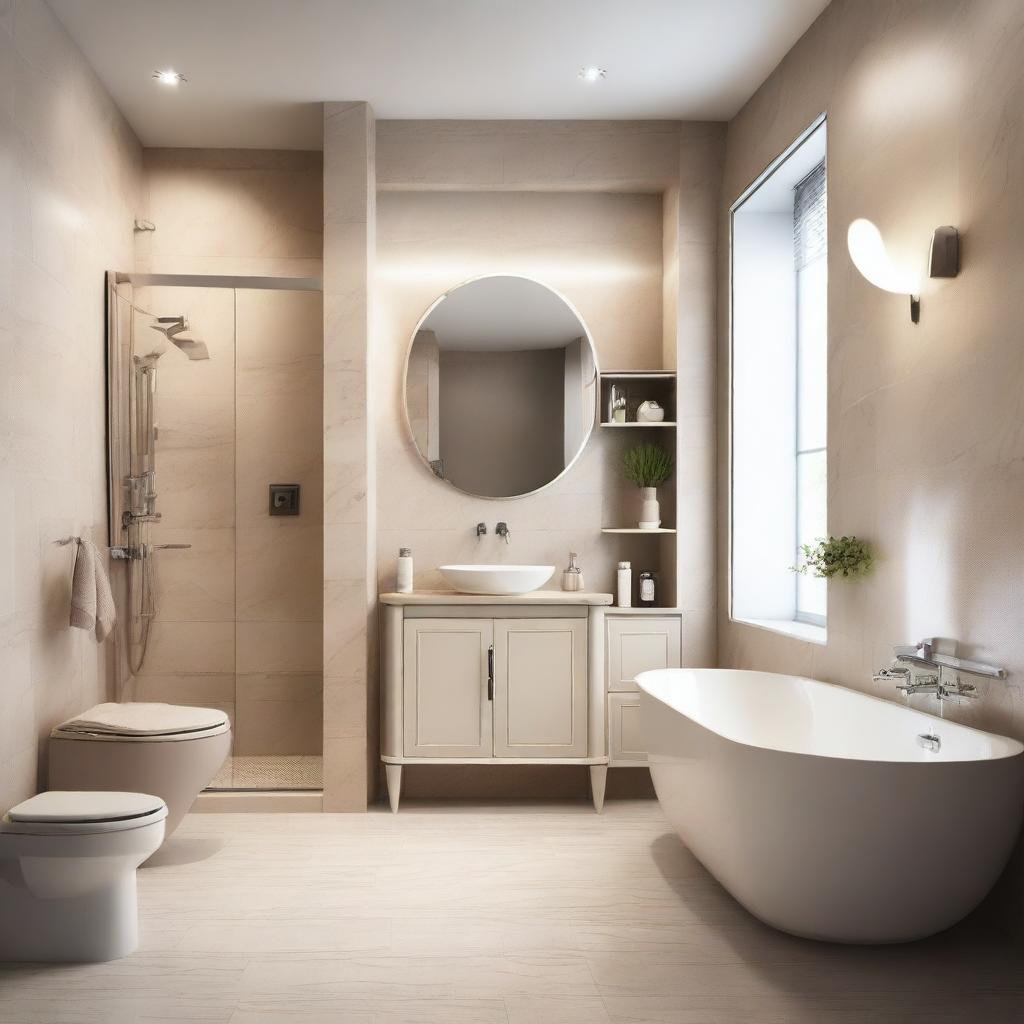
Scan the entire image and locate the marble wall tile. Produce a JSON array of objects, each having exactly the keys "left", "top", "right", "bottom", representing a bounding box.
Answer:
[
  {"left": 234, "top": 673, "right": 323, "bottom": 756},
  {"left": 237, "top": 620, "right": 323, "bottom": 675},
  {"left": 149, "top": 526, "right": 236, "bottom": 623},
  {"left": 322, "top": 101, "right": 376, "bottom": 811},
  {"left": 236, "top": 524, "right": 323, "bottom": 622},
  {"left": 141, "top": 149, "right": 323, "bottom": 278},
  {"left": 376, "top": 121, "right": 684, "bottom": 192},
  {"left": 0, "top": 0, "right": 143, "bottom": 811},
  {"left": 155, "top": 443, "right": 237, "bottom": 531}
]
